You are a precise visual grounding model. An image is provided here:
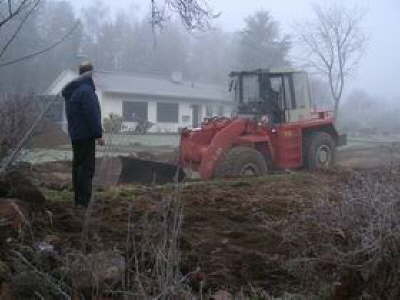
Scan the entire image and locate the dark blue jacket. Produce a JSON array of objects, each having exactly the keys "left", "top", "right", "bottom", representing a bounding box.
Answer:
[{"left": 62, "top": 73, "right": 102, "bottom": 142}]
